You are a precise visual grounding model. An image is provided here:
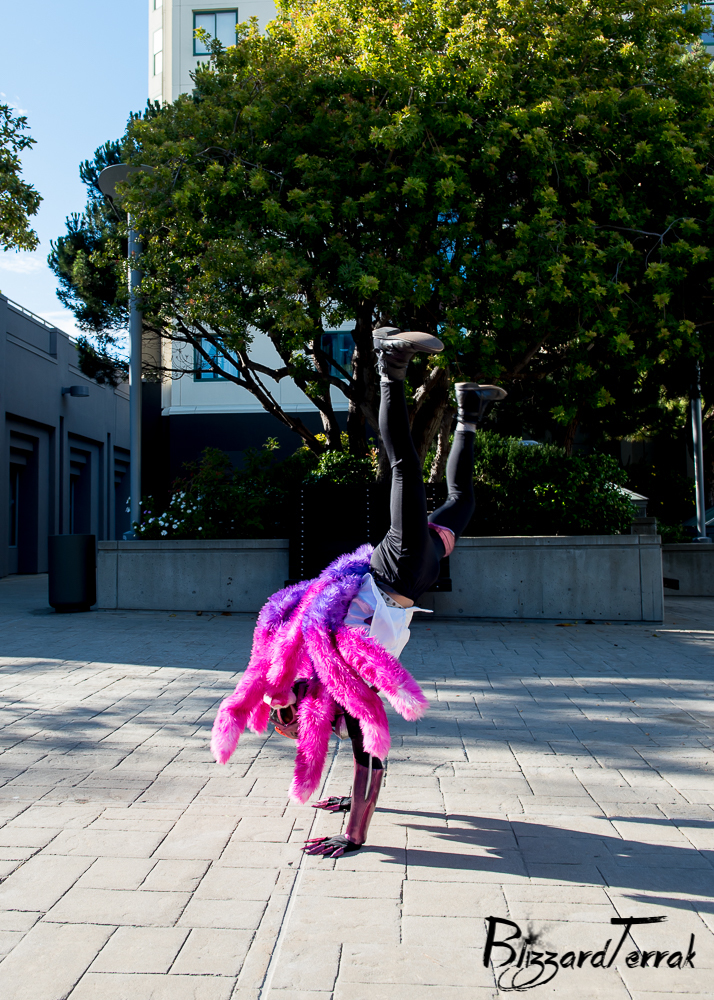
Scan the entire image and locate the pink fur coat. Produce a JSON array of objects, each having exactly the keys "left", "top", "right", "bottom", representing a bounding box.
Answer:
[{"left": 210, "top": 545, "right": 428, "bottom": 802}]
